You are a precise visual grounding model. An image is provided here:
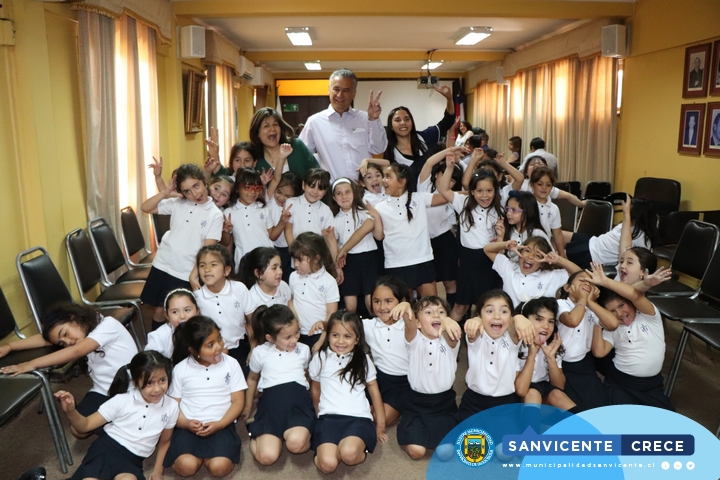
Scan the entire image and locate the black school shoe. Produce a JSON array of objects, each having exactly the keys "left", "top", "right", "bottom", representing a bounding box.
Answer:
[{"left": 17, "top": 467, "right": 46, "bottom": 480}]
